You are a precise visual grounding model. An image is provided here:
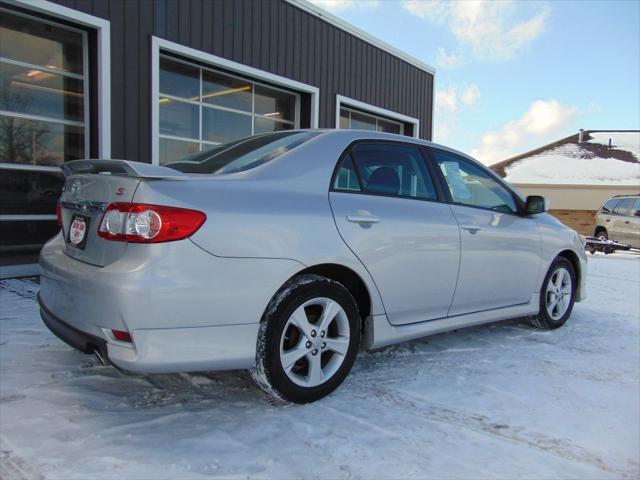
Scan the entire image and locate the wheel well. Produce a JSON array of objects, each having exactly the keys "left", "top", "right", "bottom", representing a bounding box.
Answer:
[
  {"left": 594, "top": 226, "right": 607, "bottom": 236},
  {"left": 297, "top": 263, "right": 371, "bottom": 325},
  {"left": 557, "top": 249, "right": 581, "bottom": 289}
]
